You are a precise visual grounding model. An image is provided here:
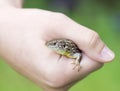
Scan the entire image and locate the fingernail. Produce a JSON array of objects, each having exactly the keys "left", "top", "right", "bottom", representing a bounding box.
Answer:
[{"left": 100, "top": 46, "right": 115, "bottom": 62}]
